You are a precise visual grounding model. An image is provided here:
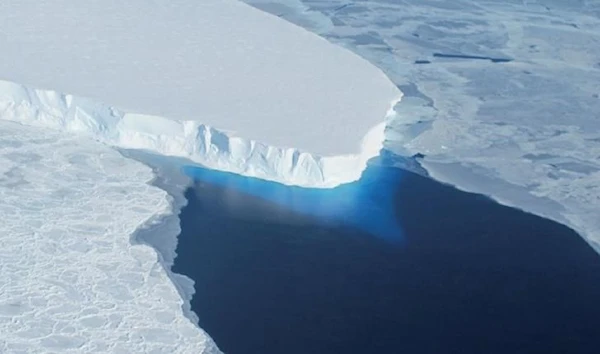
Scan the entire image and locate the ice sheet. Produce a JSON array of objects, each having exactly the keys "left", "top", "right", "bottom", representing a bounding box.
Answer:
[
  {"left": 244, "top": 0, "right": 600, "bottom": 252},
  {"left": 0, "top": 120, "right": 220, "bottom": 353},
  {"left": 0, "top": 0, "right": 401, "bottom": 182}
]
